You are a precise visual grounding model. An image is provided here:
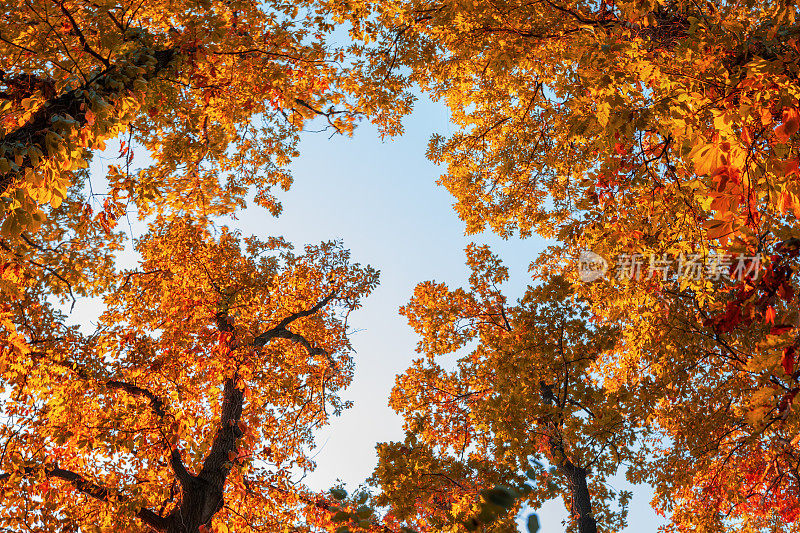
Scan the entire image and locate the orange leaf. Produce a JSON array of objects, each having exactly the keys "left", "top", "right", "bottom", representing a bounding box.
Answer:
[
  {"left": 704, "top": 219, "right": 732, "bottom": 241},
  {"left": 765, "top": 305, "right": 777, "bottom": 325},
  {"left": 691, "top": 142, "right": 726, "bottom": 176}
]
